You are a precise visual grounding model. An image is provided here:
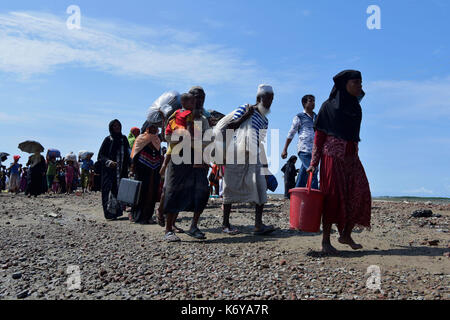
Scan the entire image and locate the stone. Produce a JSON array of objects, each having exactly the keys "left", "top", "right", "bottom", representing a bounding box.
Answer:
[
  {"left": 17, "top": 290, "right": 29, "bottom": 299},
  {"left": 428, "top": 240, "right": 439, "bottom": 246},
  {"left": 411, "top": 210, "right": 433, "bottom": 218},
  {"left": 12, "top": 272, "right": 22, "bottom": 279}
]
